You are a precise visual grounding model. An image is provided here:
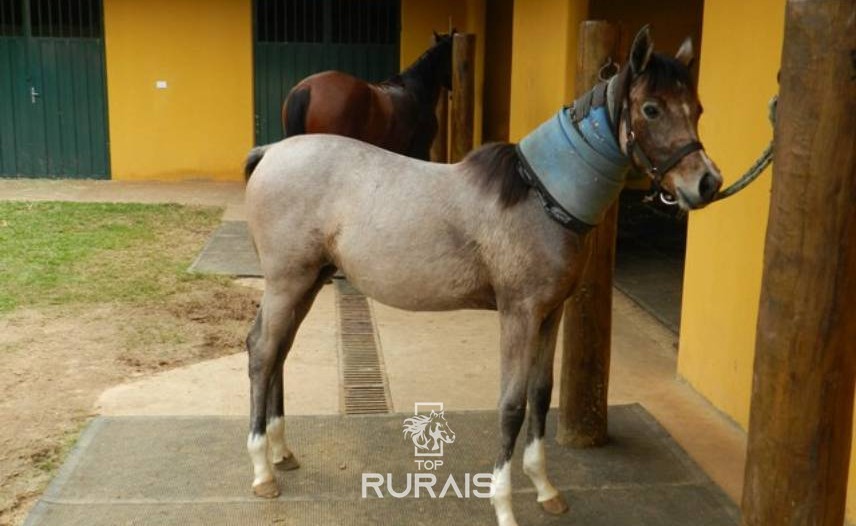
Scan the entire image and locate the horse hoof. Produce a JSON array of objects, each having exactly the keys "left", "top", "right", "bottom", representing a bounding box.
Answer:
[
  {"left": 253, "top": 480, "right": 280, "bottom": 498},
  {"left": 541, "top": 494, "right": 569, "bottom": 515},
  {"left": 275, "top": 455, "right": 301, "bottom": 471}
]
